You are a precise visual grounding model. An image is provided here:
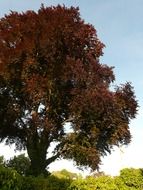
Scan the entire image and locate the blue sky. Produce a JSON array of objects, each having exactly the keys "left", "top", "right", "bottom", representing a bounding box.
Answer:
[{"left": 0, "top": 0, "right": 143, "bottom": 176}]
